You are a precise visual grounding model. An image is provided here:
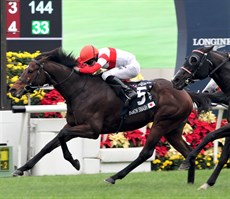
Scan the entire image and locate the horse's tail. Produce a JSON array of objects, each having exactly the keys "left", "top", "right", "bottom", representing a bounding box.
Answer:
[
  {"left": 202, "top": 91, "right": 228, "bottom": 106},
  {"left": 188, "top": 91, "right": 228, "bottom": 113}
]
